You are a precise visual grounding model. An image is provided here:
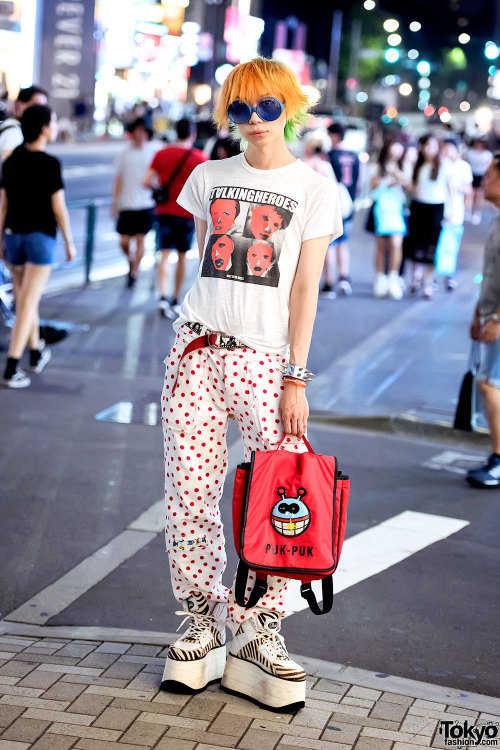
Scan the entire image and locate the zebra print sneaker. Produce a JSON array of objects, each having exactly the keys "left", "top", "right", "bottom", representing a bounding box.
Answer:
[
  {"left": 161, "top": 592, "right": 227, "bottom": 693},
  {"left": 221, "top": 611, "right": 306, "bottom": 711}
]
